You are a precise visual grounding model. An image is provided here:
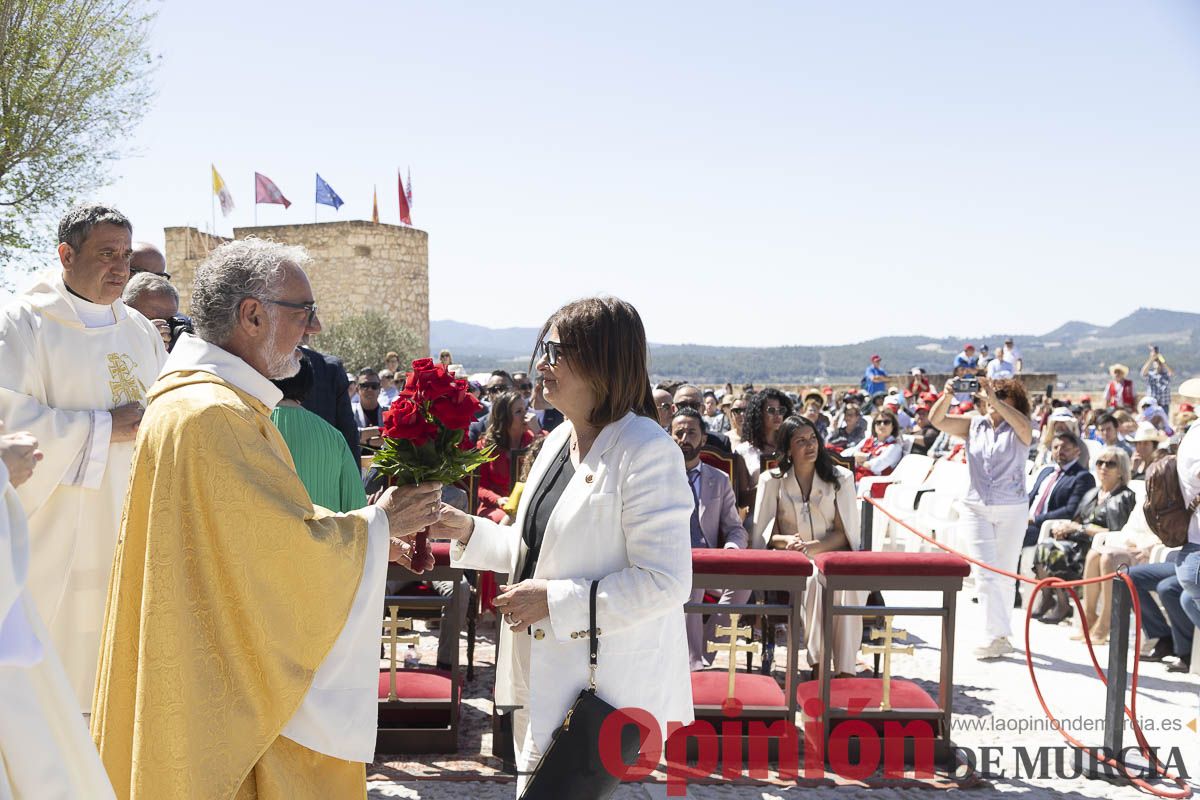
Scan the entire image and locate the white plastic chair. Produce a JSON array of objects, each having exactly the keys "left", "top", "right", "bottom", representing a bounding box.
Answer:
[
  {"left": 908, "top": 460, "right": 970, "bottom": 553},
  {"left": 859, "top": 454, "right": 935, "bottom": 549}
]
